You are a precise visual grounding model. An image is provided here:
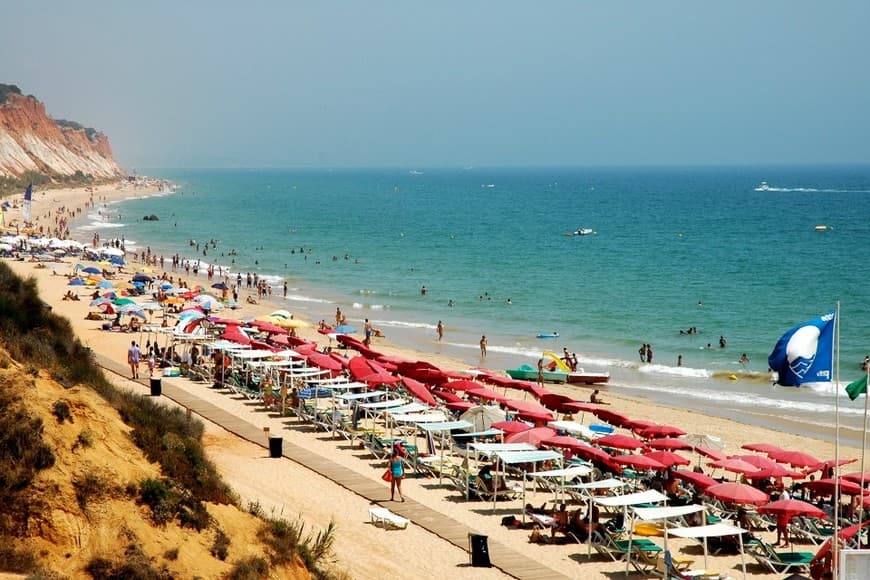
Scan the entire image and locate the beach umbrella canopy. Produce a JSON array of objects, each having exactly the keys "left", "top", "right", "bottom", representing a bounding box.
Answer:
[
  {"left": 758, "top": 498, "right": 826, "bottom": 520},
  {"left": 348, "top": 356, "right": 388, "bottom": 381},
  {"left": 705, "top": 482, "right": 769, "bottom": 505},
  {"left": 841, "top": 471, "right": 870, "bottom": 484},
  {"left": 538, "top": 393, "right": 578, "bottom": 413},
  {"left": 745, "top": 464, "right": 806, "bottom": 480},
  {"left": 270, "top": 309, "right": 292, "bottom": 319},
  {"left": 399, "top": 377, "right": 438, "bottom": 407},
  {"left": 627, "top": 419, "right": 657, "bottom": 433},
  {"left": 505, "top": 427, "right": 557, "bottom": 446},
  {"left": 613, "top": 454, "right": 667, "bottom": 471},
  {"left": 595, "top": 433, "right": 645, "bottom": 451},
  {"left": 490, "top": 420, "right": 532, "bottom": 435},
  {"left": 333, "top": 324, "right": 356, "bottom": 334},
  {"left": 443, "top": 380, "right": 480, "bottom": 392},
  {"left": 694, "top": 446, "right": 728, "bottom": 461},
  {"left": 709, "top": 458, "right": 763, "bottom": 476},
  {"left": 139, "top": 302, "right": 163, "bottom": 312},
  {"left": 768, "top": 449, "right": 822, "bottom": 469},
  {"left": 503, "top": 400, "right": 554, "bottom": 424},
  {"left": 273, "top": 317, "right": 310, "bottom": 329},
  {"left": 804, "top": 478, "right": 868, "bottom": 496},
  {"left": 248, "top": 320, "right": 288, "bottom": 335},
  {"left": 647, "top": 437, "right": 694, "bottom": 451},
  {"left": 671, "top": 469, "right": 718, "bottom": 490},
  {"left": 89, "top": 297, "right": 110, "bottom": 307},
  {"left": 742, "top": 442, "right": 785, "bottom": 454},
  {"left": 98, "top": 302, "right": 117, "bottom": 314},
  {"left": 643, "top": 450, "right": 691, "bottom": 468},
  {"left": 97, "top": 280, "right": 114, "bottom": 289},
  {"left": 132, "top": 273, "right": 152, "bottom": 282},
  {"left": 360, "top": 372, "right": 400, "bottom": 387},
  {"left": 811, "top": 458, "right": 857, "bottom": 473},
  {"left": 563, "top": 401, "right": 599, "bottom": 414},
  {"left": 307, "top": 352, "right": 343, "bottom": 372},
  {"left": 82, "top": 266, "right": 101, "bottom": 274},
  {"left": 639, "top": 424, "right": 686, "bottom": 439},
  {"left": 211, "top": 282, "right": 229, "bottom": 290},
  {"left": 812, "top": 520, "right": 870, "bottom": 564},
  {"left": 541, "top": 435, "right": 588, "bottom": 452},
  {"left": 116, "top": 304, "right": 146, "bottom": 318},
  {"left": 112, "top": 297, "right": 136, "bottom": 306},
  {"left": 459, "top": 405, "right": 506, "bottom": 431},
  {"left": 466, "top": 386, "right": 508, "bottom": 403},
  {"left": 68, "top": 278, "right": 85, "bottom": 286},
  {"left": 590, "top": 408, "right": 632, "bottom": 428}
]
